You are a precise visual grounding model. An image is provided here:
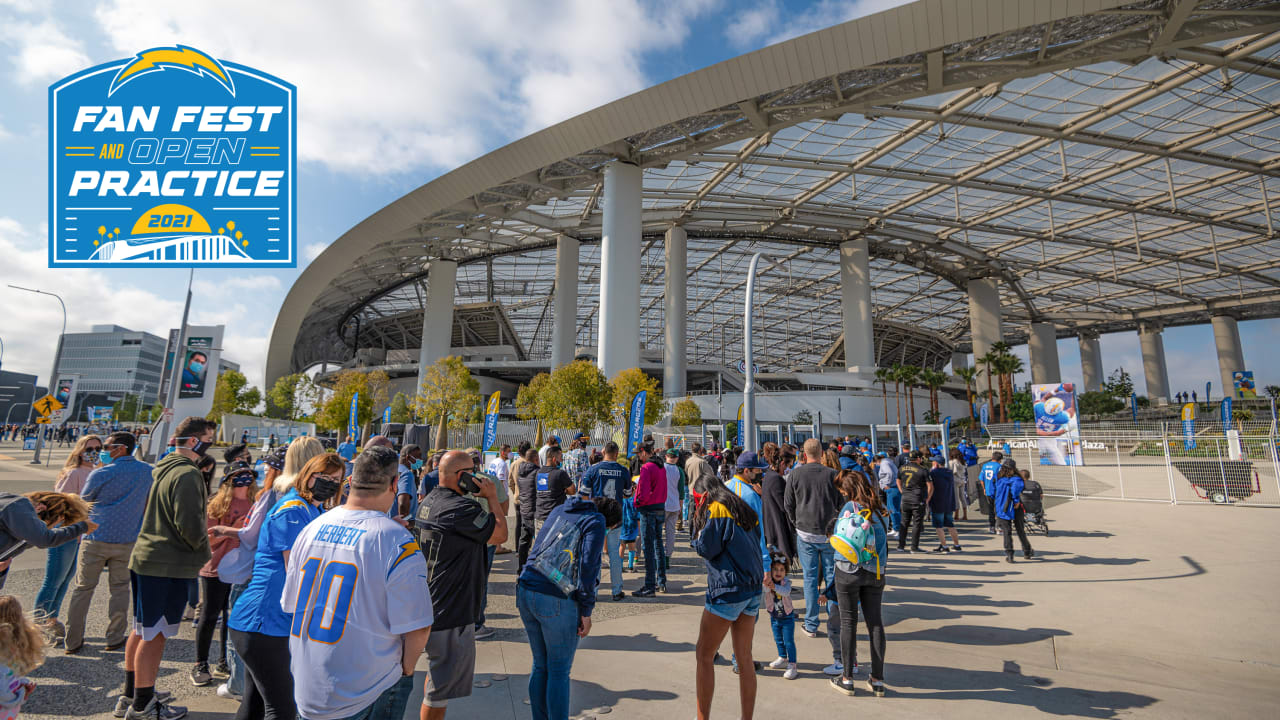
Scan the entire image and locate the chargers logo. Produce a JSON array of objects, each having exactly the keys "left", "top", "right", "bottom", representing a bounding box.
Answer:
[{"left": 49, "top": 45, "right": 296, "bottom": 268}]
